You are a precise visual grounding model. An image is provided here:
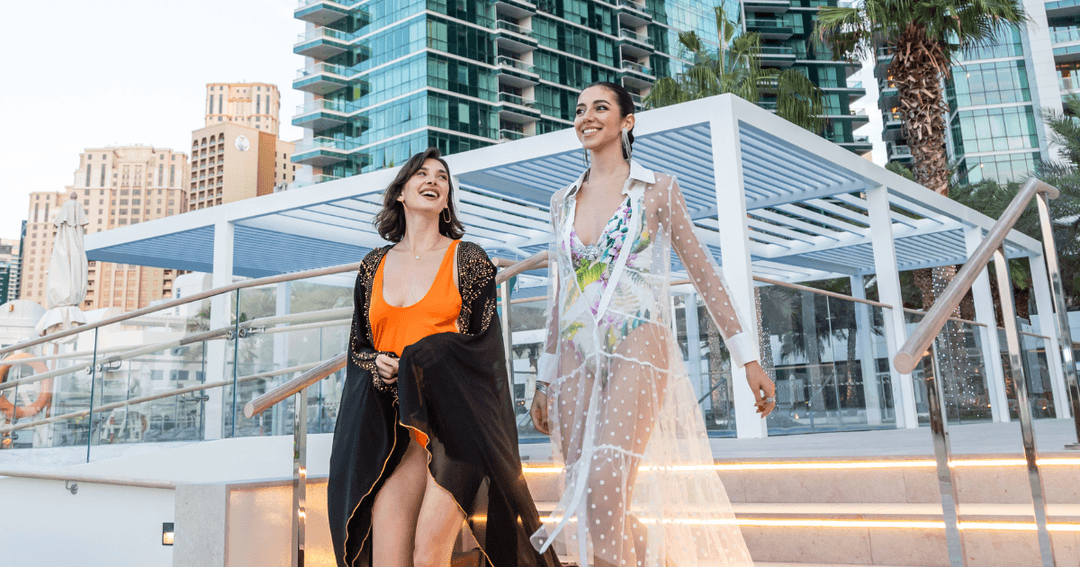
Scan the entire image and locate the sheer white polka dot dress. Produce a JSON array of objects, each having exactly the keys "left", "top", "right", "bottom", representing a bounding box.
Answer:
[{"left": 531, "top": 160, "right": 758, "bottom": 567}]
